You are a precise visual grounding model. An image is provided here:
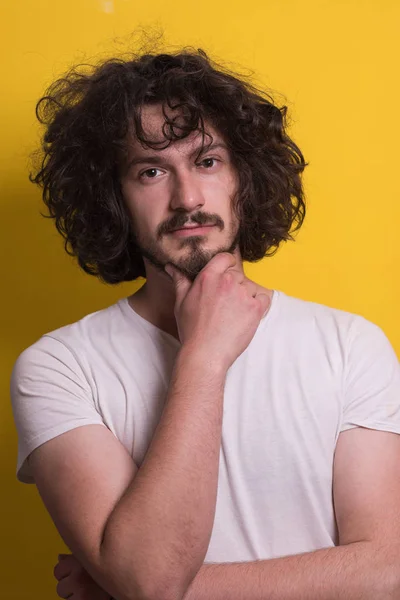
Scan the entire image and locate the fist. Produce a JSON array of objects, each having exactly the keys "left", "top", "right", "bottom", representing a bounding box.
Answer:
[
  {"left": 165, "top": 252, "right": 271, "bottom": 370},
  {"left": 54, "top": 553, "right": 112, "bottom": 600}
]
